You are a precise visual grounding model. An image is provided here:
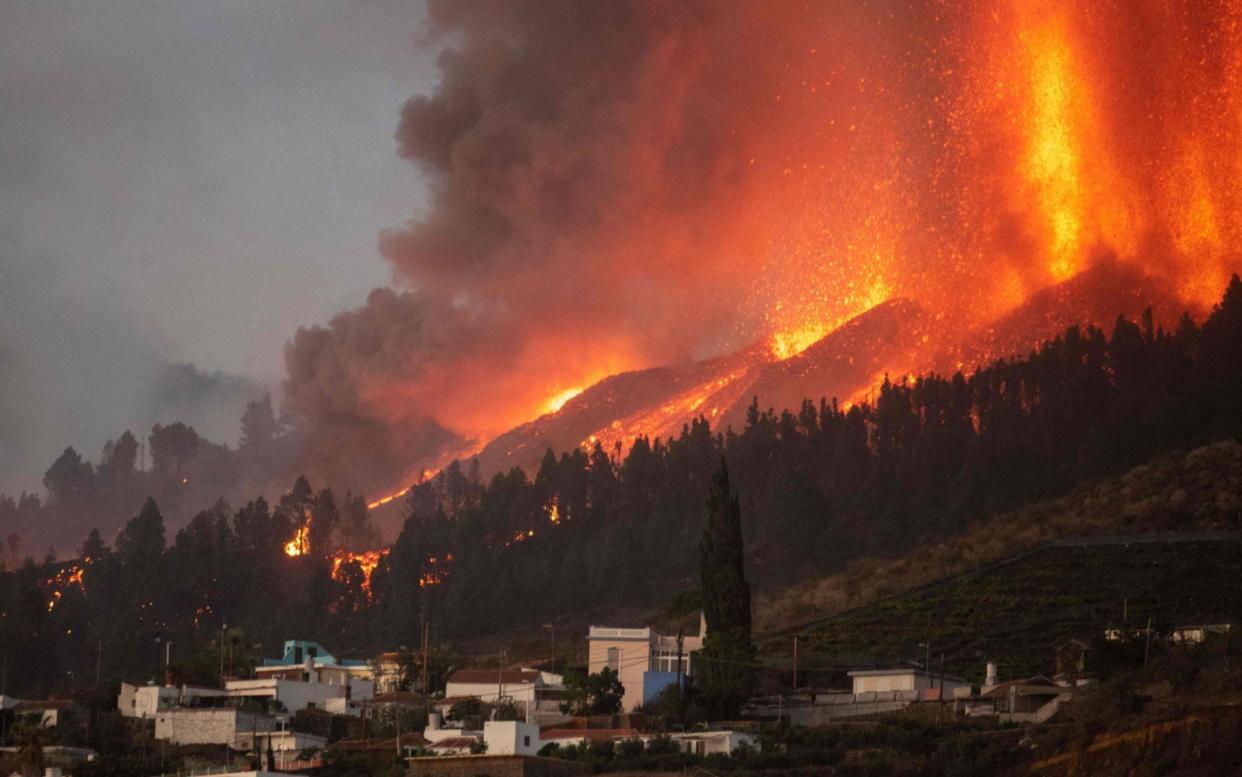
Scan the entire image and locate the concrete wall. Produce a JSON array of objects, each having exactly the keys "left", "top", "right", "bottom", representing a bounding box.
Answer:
[
  {"left": 407, "top": 755, "right": 590, "bottom": 777},
  {"left": 154, "top": 709, "right": 276, "bottom": 745}
]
